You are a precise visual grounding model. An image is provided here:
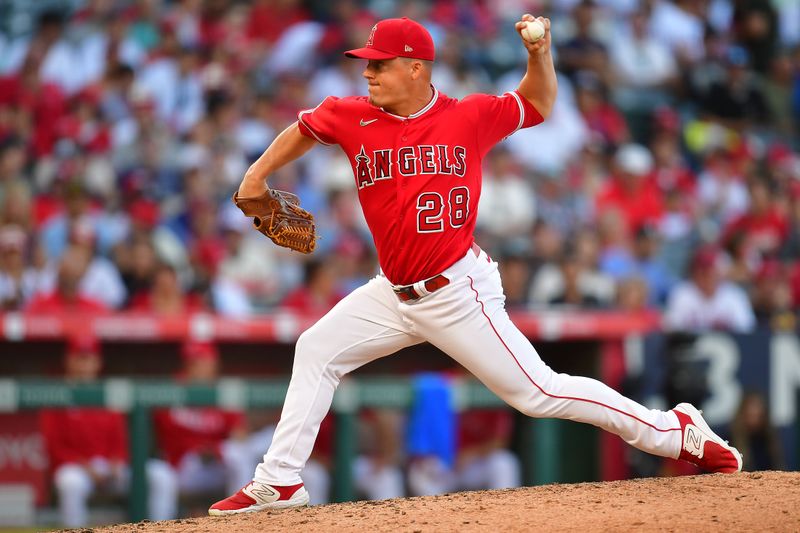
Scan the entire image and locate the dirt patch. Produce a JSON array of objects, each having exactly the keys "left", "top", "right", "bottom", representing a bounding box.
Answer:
[{"left": 85, "top": 471, "right": 798, "bottom": 532}]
